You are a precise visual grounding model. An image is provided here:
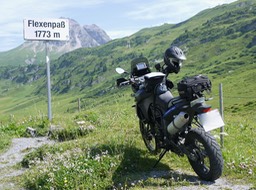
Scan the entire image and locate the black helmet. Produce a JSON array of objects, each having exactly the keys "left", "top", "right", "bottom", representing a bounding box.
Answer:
[{"left": 164, "top": 46, "right": 186, "bottom": 74}]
